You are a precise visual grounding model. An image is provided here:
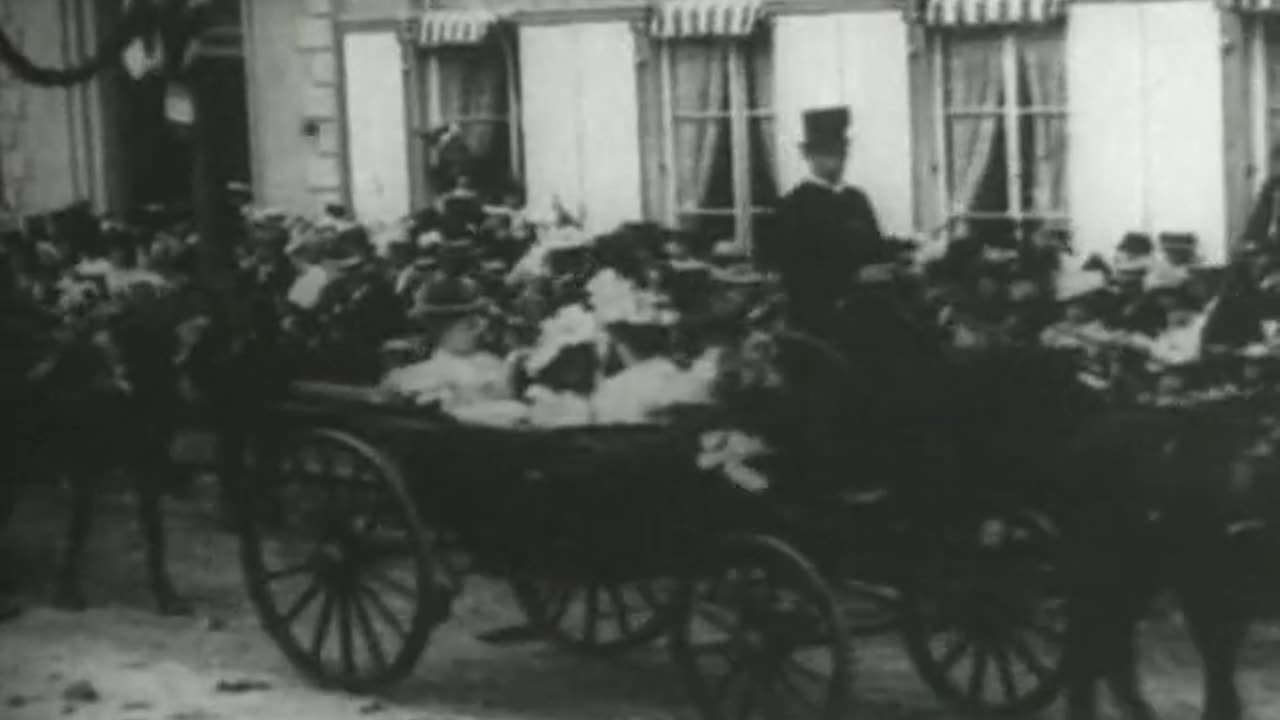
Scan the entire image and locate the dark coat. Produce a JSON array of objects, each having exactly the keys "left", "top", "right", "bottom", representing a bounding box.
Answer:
[
  {"left": 760, "top": 180, "right": 892, "bottom": 333},
  {"left": 1243, "top": 176, "right": 1280, "bottom": 248}
]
